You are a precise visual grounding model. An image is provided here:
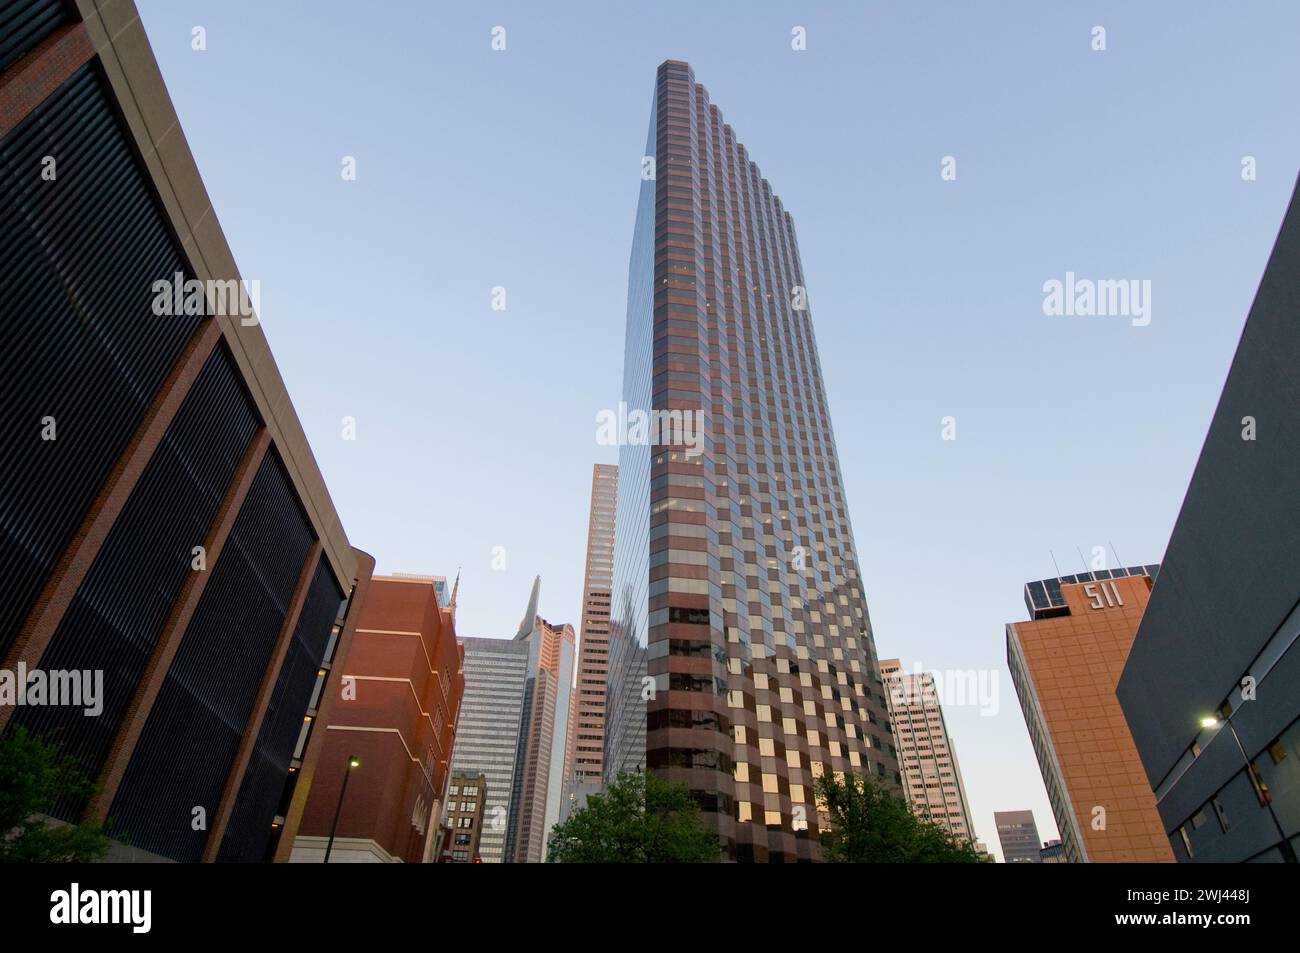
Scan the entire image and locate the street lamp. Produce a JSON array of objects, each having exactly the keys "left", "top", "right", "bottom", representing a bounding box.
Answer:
[
  {"left": 323, "top": 755, "right": 361, "bottom": 863},
  {"left": 1199, "top": 717, "right": 1295, "bottom": 863}
]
